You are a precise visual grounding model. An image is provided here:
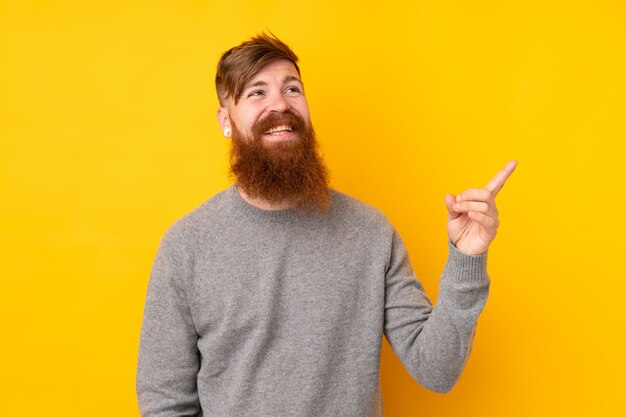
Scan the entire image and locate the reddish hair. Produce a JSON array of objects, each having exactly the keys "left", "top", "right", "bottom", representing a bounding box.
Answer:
[{"left": 215, "top": 33, "right": 300, "bottom": 106}]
